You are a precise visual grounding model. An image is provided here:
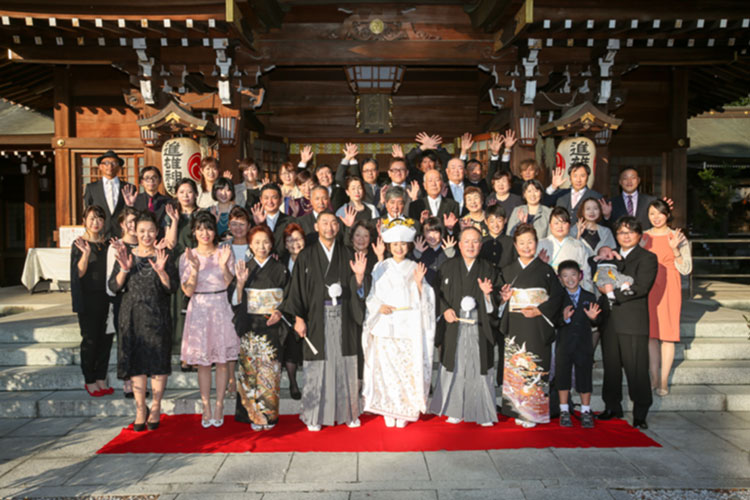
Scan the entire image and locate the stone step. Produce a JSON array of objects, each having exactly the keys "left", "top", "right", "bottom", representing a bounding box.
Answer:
[
  {"left": 2, "top": 359, "right": 750, "bottom": 392},
  {"left": 1, "top": 384, "right": 745, "bottom": 418}
]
